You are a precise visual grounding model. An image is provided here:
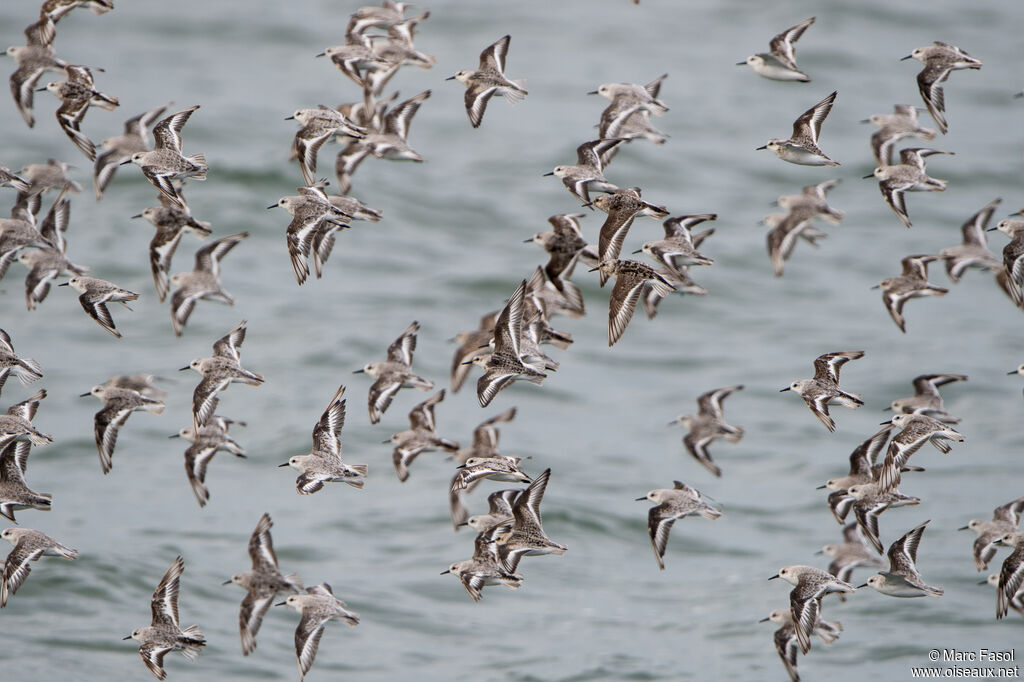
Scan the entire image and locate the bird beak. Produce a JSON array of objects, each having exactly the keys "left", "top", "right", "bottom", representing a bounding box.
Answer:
[
  {"left": 1009, "top": 370, "right": 1018, "bottom": 375},
  {"left": 815, "top": 484, "right": 826, "bottom": 490},
  {"left": 586, "top": 90, "right": 599, "bottom": 95},
  {"left": 779, "top": 387, "right": 790, "bottom": 392},
  {"left": 381, "top": 439, "right": 391, "bottom": 444},
  {"left": 882, "top": 406, "right": 891, "bottom": 411},
  {"left": 856, "top": 583, "right": 868, "bottom": 589},
  {"left": 767, "top": 574, "right": 779, "bottom": 581},
  {"left": 900, "top": 55, "right": 913, "bottom": 61},
  {"left": 862, "top": 174, "right": 875, "bottom": 179},
  {"left": 178, "top": 366, "right": 190, "bottom": 371},
  {"left": 987, "top": 226, "right": 998, "bottom": 232},
  {"left": 957, "top": 525, "right": 970, "bottom": 531},
  {"left": 456, "top": 522, "right": 468, "bottom": 528},
  {"left": 221, "top": 579, "right": 232, "bottom": 585},
  {"left": 58, "top": 282, "right": 70, "bottom": 286},
  {"left": 266, "top": 204, "right": 278, "bottom": 209},
  {"left": 122, "top": 635, "right": 133, "bottom": 640},
  {"left": 278, "top": 462, "right": 290, "bottom": 467},
  {"left": 978, "top": 579, "right": 989, "bottom": 585},
  {"left": 119, "top": 159, "right": 133, "bottom": 165},
  {"left": 445, "top": 75, "right": 456, "bottom": 81},
  {"left": 758, "top": 616, "right": 770, "bottom": 622},
  {"left": 587, "top": 266, "right": 599, "bottom": 272},
  {"left": 35, "top": 86, "right": 47, "bottom": 92},
  {"left": 542, "top": 171, "right": 554, "bottom": 177},
  {"left": 522, "top": 238, "right": 533, "bottom": 243},
  {"left": 283, "top": 115, "right": 294, "bottom": 120},
  {"left": 168, "top": 434, "right": 180, "bottom": 439},
  {"left": 755, "top": 145, "right": 767, "bottom": 151},
  {"left": 352, "top": 368, "right": 365, "bottom": 374},
  {"left": 79, "top": 392, "right": 91, "bottom": 397},
  {"left": 813, "top": 549, "right": 823, "bottom": 555},
  {"left": 440, "top": 569, "right": 450, "bottom": 575},
  {"left": 735, "top": 62, "right": 747, "bottom": 66},
  {"left": 274, "top": 601, "right": 287, "bottom": 606},
  {"left": 858, "top": 118, "right": 871, "bottom": 124},
  {"left": 314, "top": 52, "right": 326, "bottom": 58},
  {"left": 634, "top": 496, "right": 646, "bottom": 501},
  {"left": 879, "top": 421, "right": 891, "bottom": 425},
  {"left": 130, "top": 213, "right": 143, "bottom": 219}
]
